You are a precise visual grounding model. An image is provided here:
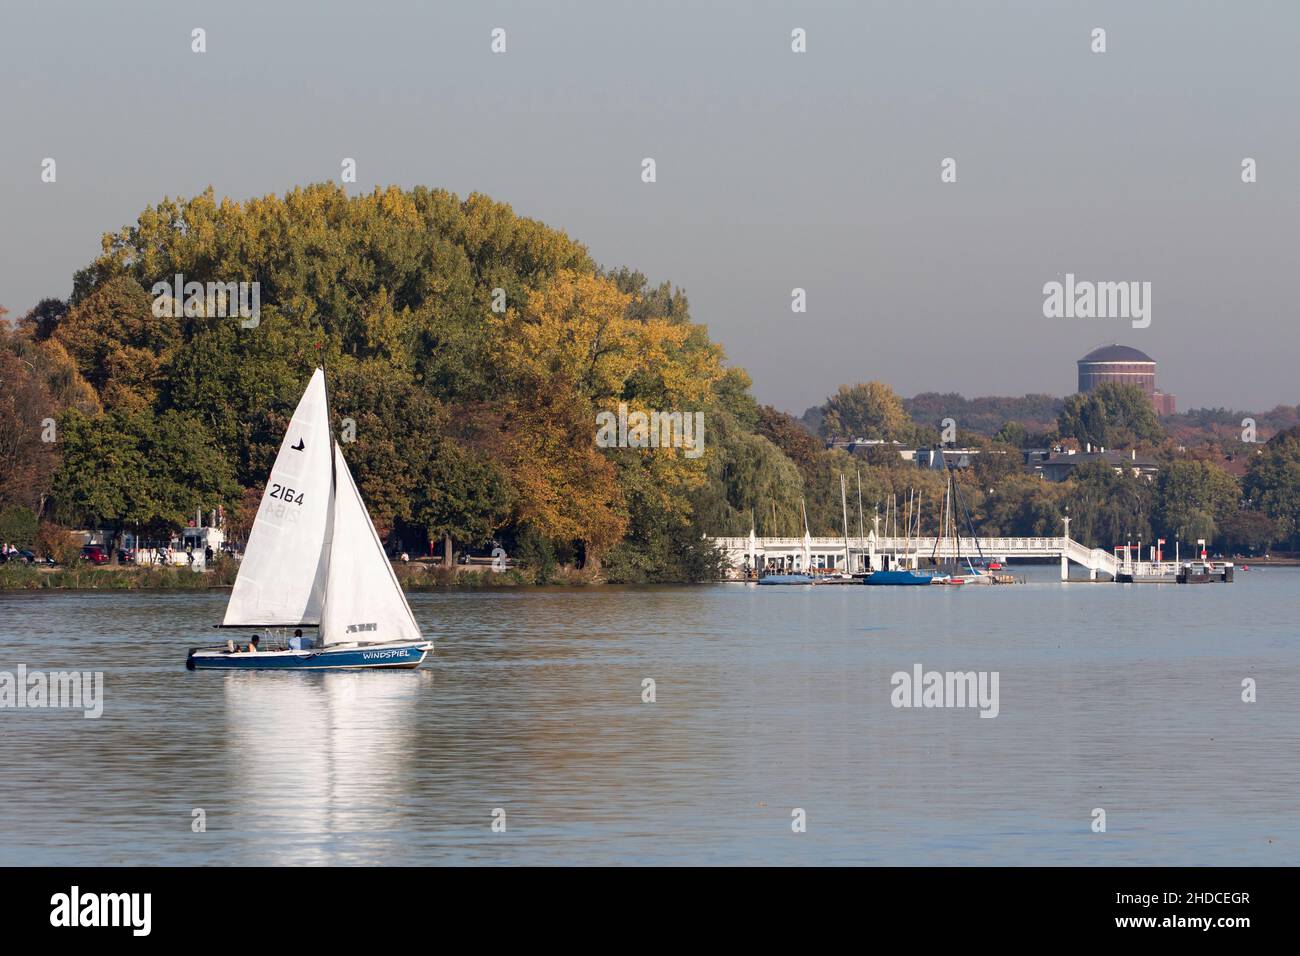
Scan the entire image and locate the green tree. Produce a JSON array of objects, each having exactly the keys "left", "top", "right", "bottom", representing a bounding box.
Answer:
[
  {"left": 0, "top": 506, "right": 39, "bottom": 548},
  {"left": 818, "top": 382, "right": 912, "bottom": 442},
  {"left": 50, "top": 407, "right": 238, "bottom": 555},
  {"left": 974, "top": 475, "right": 1066, "bottom": 537},
  {"left": 1058, "top": 383, "right": 1164, "bottom": 449},
  {"left": 995, "top": 421, "right": 1028, "bottom": 447},
  {"left": 1218, "top": 510, "right": 1276, "bottom": 554},
  {"left": 1243, "top": 425, "right": 1300, "bottom": 547},
  {"left": 417, "top": 440, "right": 513, "bottom": 562},
  {"left": 329, "top": 360, "right": 445, "bottom": 537},
  {"left": 1062, "top": 461, "right": 1156, "bottom": 548},
  {"left": 1156, "top": 460, "right": 1239, "bottom": 545}
]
